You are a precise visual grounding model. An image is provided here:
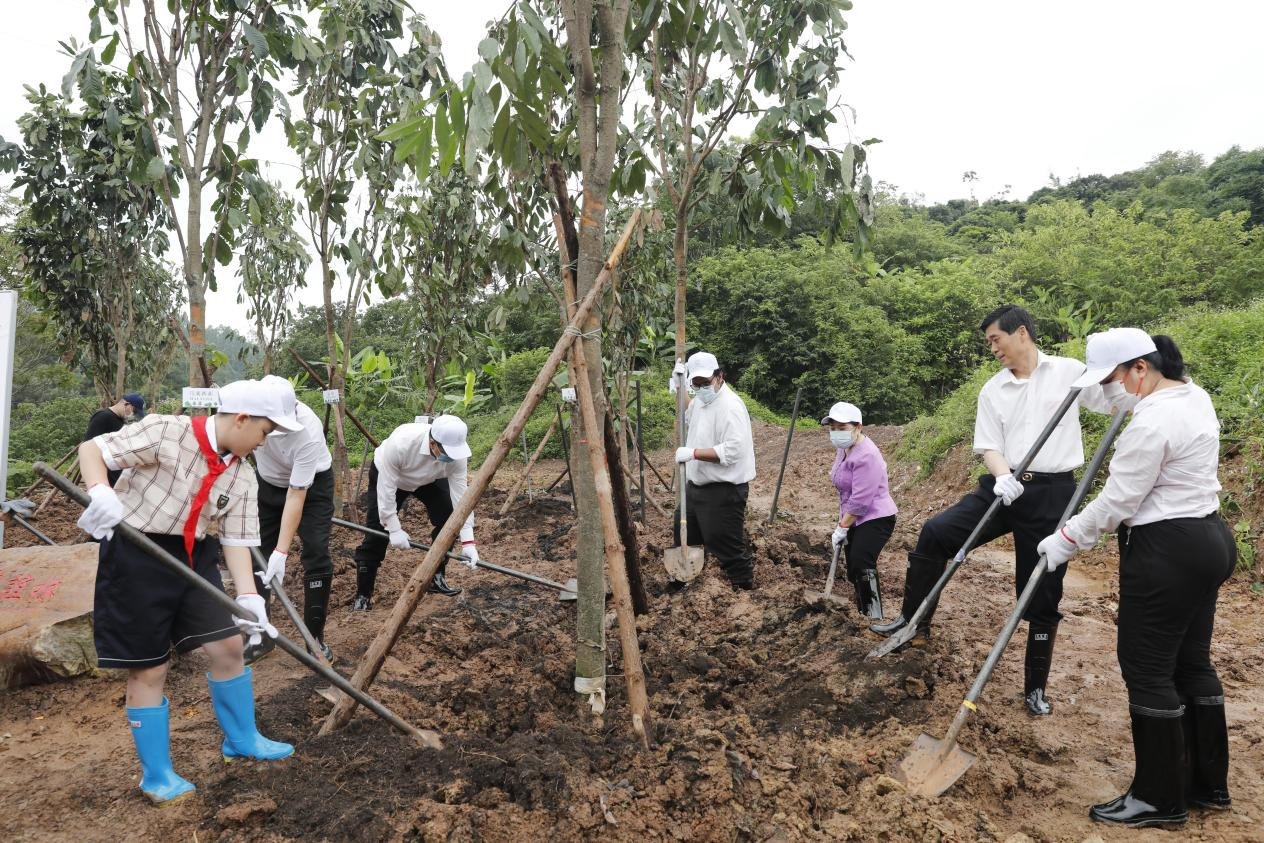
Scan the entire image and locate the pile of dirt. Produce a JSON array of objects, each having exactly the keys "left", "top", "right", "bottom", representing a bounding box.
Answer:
[{"left": 2, "top": 418, "right": 1260, "bottom": 842}]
